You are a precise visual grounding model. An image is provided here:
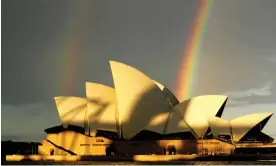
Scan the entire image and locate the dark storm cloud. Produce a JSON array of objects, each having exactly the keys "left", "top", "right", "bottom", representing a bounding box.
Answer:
[
  {"left": 2, "top": 0, "right": 199, "bottom": 141},
  {"left": 194, "top": 0, "right": 276, "bottom": 97},
  {"left": 2, "top": 0, "right": 276, "bottom": 141},
  {"left": 1, "top": 102, "right": 60, "bottom": 141},
  {"left": 1, "top": 0, "right": 73, "bottom": 104},
  {"left": 1, "top": 135, "right": 21, "bottom": 141},
  {"left": 1, "top": 0, "right": 199, "bottom": 105}
]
